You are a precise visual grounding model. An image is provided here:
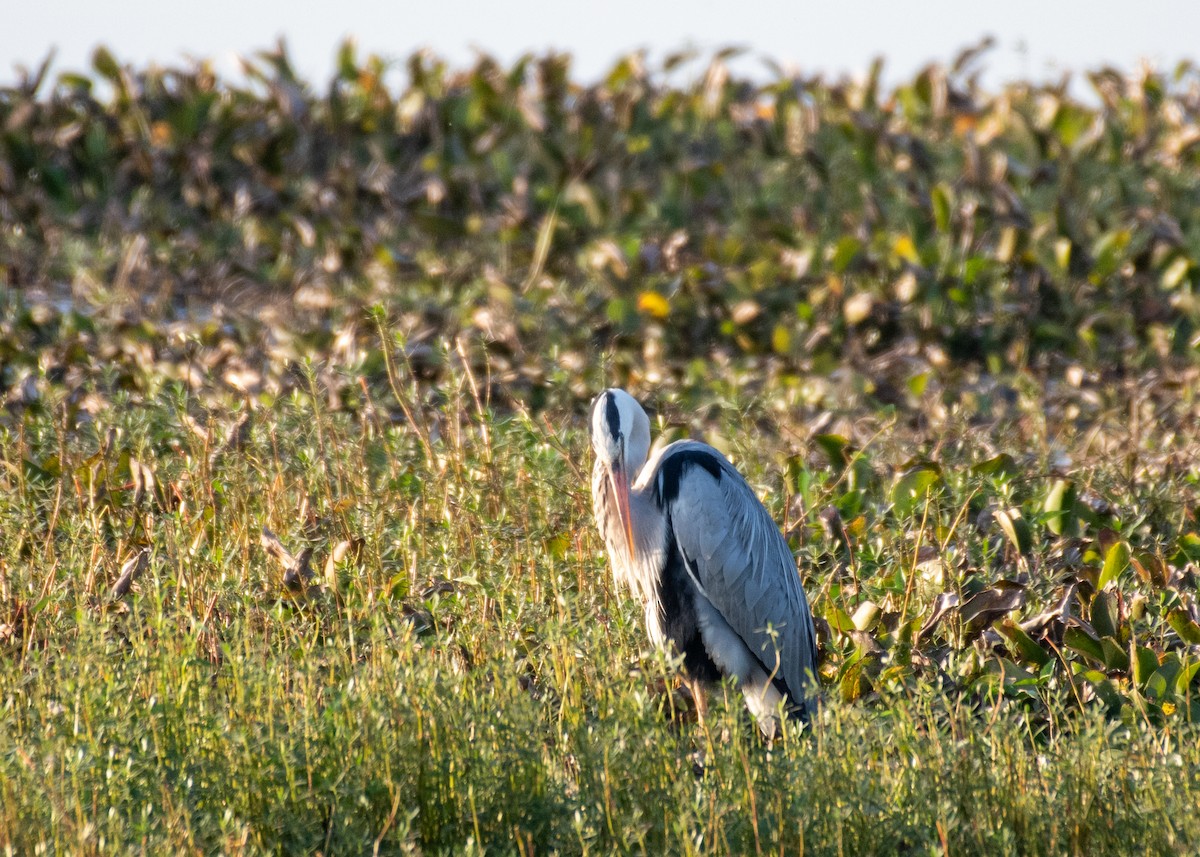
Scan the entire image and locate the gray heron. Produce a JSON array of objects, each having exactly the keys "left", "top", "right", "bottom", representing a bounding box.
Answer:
[{"left": 590, "top": 388, "right": 819, "bottom": 735}]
